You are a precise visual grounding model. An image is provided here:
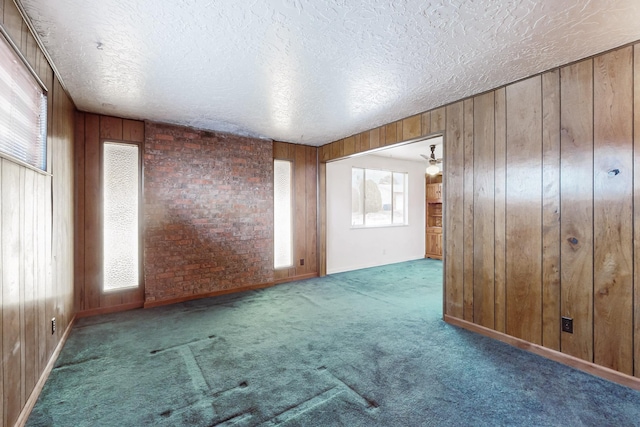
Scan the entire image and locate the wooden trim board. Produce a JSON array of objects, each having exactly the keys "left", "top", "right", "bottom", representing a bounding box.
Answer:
[
  {"left": 15, "top": 315, "right": 77, "bottom": 427},
  {"left": 444, "top": 315, "right": 640, "bottom": 391},
  {"left": 76, "top": 302, "right": 145, "bottom": 318},
  {"left": 273, "top": 272, "right": 318, "bottom": 285},
  {"left": 143, "top": 281, "right": 276, "bottom": 308}
]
